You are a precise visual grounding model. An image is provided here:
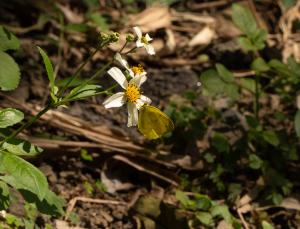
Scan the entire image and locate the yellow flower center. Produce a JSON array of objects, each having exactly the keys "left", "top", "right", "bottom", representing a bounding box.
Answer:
[
  {"left": 125, "top": 84, "right": 141, "bottom": 103},
  {"left": 130, "top": 64, "right": 144, "bottom": 76},
  {"left": 141, "top": 36, "right": 149, "bottom": 44}
]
